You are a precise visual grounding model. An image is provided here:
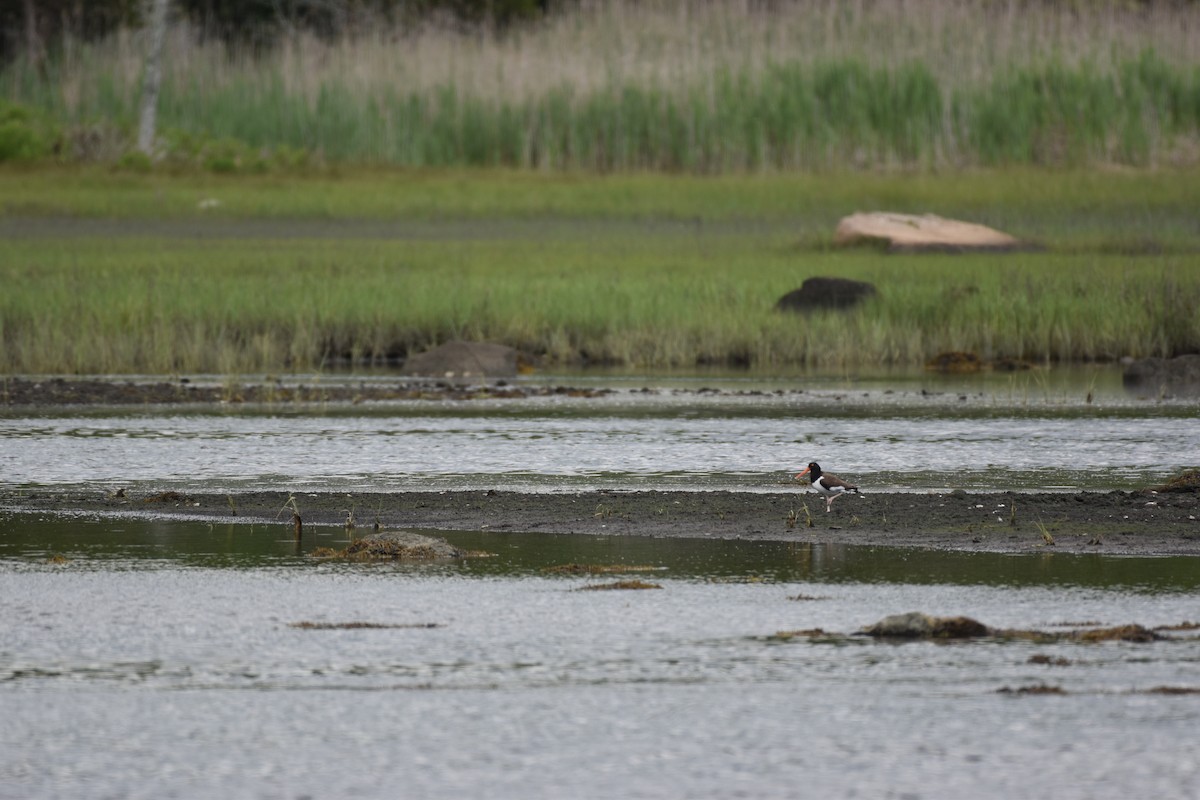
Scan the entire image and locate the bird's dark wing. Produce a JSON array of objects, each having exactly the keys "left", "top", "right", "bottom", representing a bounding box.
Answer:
[{"left": 822, "top": 473, "right": 858, "bottom": 491}]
